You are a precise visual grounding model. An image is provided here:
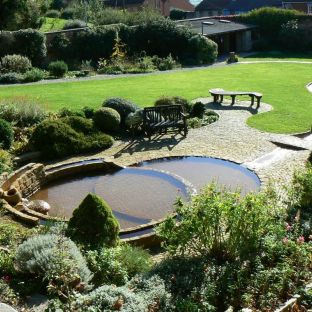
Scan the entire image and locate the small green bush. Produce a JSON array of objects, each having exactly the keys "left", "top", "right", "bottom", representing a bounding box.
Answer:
[
  {"left": 45, "top": 10, "right": 61, "bottom": 18},
  {"left": 0, "top": 54, "right": 32, "bottom": 74},
  {"left": 103, "top": 97, "right": 139, "bottom": 125},
  {"left": 15, "top": 234, "right": 92, "bottom": 294},
  {"left": 0, "top": 119, "right": 13, "bottom": 150},
  {"left": 82, "top": 106, "right": 95, "bottom": 119},
  {"left": 48, "top": 60, "right": 68, "bottom": 77},
  {"left": 57, "top": 107, "right": 84, "bottom": 118},
  {"left": 125, "top": 110, "right": 143, "bottom": 129},
  {"left": 152, "top": 54, "right": 178, "bottom": 71},
  {"left": 154, "top": 96, "right": 175, "bottom": 107},
  {"left": 23, "top": 68, "right": 46, "bottom": 82},
  {"left": 93, "top": 107, "right": 121, "bottom": 132},
  {"left": 191, "top": 101, "right": 206, "bottom": 118},
  {"left": 67, "top": 193, "right": 120, "bottom": 249},
  {"left": 0, "top": 73, "right": 23, "bottom": 84},
  {"left": 0, "top": 149, "right": 13, "bottom": 174},
  {"left": 63, "top": 19, "right": 87, "bottom": 30}
]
